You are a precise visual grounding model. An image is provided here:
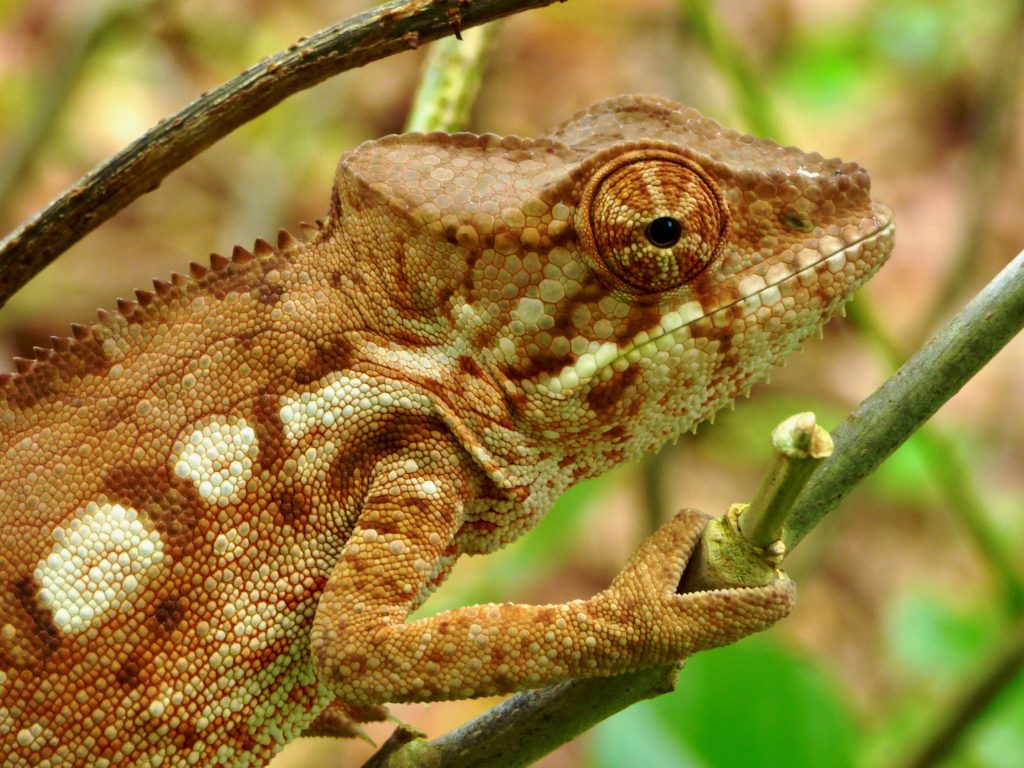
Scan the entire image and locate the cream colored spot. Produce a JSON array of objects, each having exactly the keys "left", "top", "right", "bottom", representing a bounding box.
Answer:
[
  {"left": 35, "top": 502, "right": 166, "bottom": 634},
  {"left": 173, "top": 417, "right": 258, "bottom": 506},
  {"left": 279, "top": 372, "right": 434, "bottom": 444}
]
